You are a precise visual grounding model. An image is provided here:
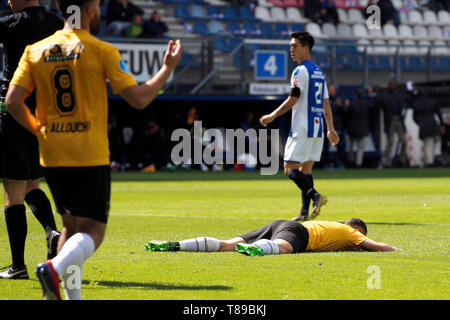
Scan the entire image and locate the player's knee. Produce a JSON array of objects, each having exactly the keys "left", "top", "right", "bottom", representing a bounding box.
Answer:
[
  {"left": 283, "top": 167, "right": 291, "bottom": 176},
  {"left": 219, "top": 241, "right": 235, "bottom": 252}
]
